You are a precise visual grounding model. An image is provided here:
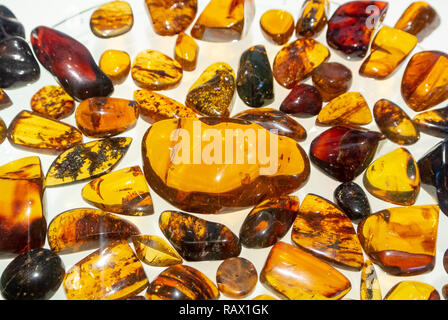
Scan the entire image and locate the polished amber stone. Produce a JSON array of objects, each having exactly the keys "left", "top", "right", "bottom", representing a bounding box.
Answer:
[
  {"left": 142, "top": 118, "right": 310, "bottom": 213},
  {"left": 444, "top": 249, "right": 448, "bottom": 274},
  {"left": 0, "top": 117, "right": 6, "bottom": 145},
  {"left": 45, "top": 137, "right": 132, "bottom": 187},
  {"left": 384, "top": 281, "right": 440, "bottom": 300},
  {"left": 216, "top": 257, "right": 257, "bottom": 298},
  {"left": 296, "top": 0, "right": 329, "bottom": 38},
  {"left": 30, "top": 85, "right": 75, "bottom": 120},
  {"left": 292, "top": 194, "right": 364, "bottom": 269},
  {"left": 394, "top": 1, "right": 440, "bottom": 41},
  {"left": 239, "top": 196, "right": 299, "bottom": 249},
  {"left": 312, "top": 62, "right": 352, "bottom": 102},
  {"left": 273, "top": 38, "right": 330, "bottom": 89},
  {"left": 279, "top": 83, "right": 323, "bottom": 117},
  {"left": 360, "top": 26, "right": 417, "bottom": 79},
  {"left": 146, "top": 264, "right": 219, "bottom": 300},
  {"left": 90, "top": 1, "right": 133, "bottom": 38},
  {"left": 48, "top": 208, "right": 139, "bottom": 254},
  {"left": 64, "top": 240, "right": 148, "bottom": 300},
  {"left": 185, "top": 62, "right": 235, "bottom": 117},
  {"left": 0, "top": 157, "right": 46, "bottom": 258},
  {"left": 131, "top": 49, "right": 183, "bottom": 90},
  {"left": 414, "top": 106, "right": 448, "bottom": 138},
  {"left": 75, "top": 97, "right": 139, "bottom": 138},
  {"left": 360, "top": 260, "right": 382, "bottom": 300},
  {"left": 259, "top": 9, "right": 294, "bottom": 45},
  {"left": 132, "top": 235, "right": 182, "bottom": 267},
  {"left": 174, "top": 32, "right": 198, "bottom": 71},
  {"left": 0, "top": 88, "right": 12, "bottom": 109},
  {"left": 260, "top": 242, "right": 351, "bottom": 300},
  {"left": 7, "top": 110, "right": 82, "bottom": 153},
  {"left": 82, "top": 166, "right": 153, "bottom": 216},
  {"left": 99, "top": 49, "right": 131, "bottom": 85},
  {"left": 316, "top": 92, "right": 372, "bottom": 126},
  {"left": 146, "top": 0, "right": 197, "bottom": 36},
  {"left": 334, "top": 182, "right": 371, "bottom": 223},
  {"left": 159, "top": 210, "right": 241, "bottom": 261},
  {"left": 363, "top": 148, "right": 420, "bottom": 205},
  {"left": 358, "top": 205, "right": 439, "bottom": 276},
  {"left": 443, "top": 285, "right": 448, "bottom": 300}
]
